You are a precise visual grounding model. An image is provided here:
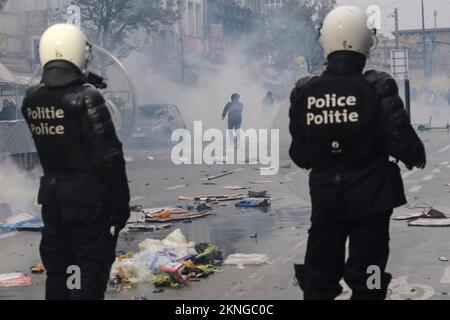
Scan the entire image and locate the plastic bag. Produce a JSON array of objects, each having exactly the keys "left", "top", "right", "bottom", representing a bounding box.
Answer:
[{"left": 110, "top": 258, "right": 153, "bottom": 284}]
